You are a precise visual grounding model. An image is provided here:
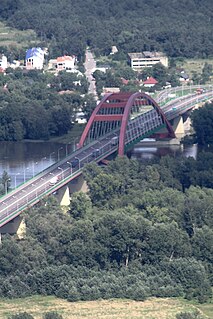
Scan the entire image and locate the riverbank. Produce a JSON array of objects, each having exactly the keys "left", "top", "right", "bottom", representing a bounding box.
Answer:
[{"left": 48, "top": 124, "right": 85, "bottom": 144}]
